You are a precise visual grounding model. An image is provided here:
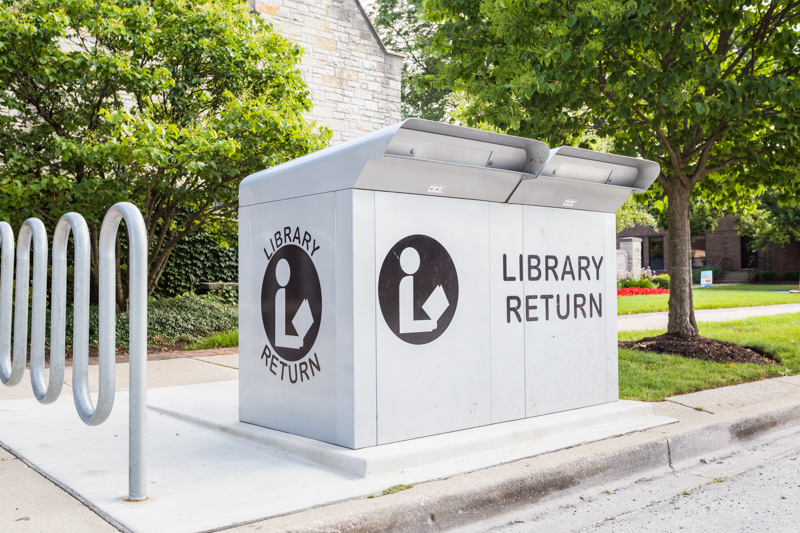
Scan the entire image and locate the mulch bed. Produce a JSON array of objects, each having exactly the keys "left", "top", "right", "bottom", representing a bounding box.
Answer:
[
  {"left": 60, "top": 340, "right": 194, "bottom": 359},
  {"left": 27, "top": 340, "right": 196, "bottom": 367},
  {"left": 619, "top": 333, "right": 777, "bottom": 366}
]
